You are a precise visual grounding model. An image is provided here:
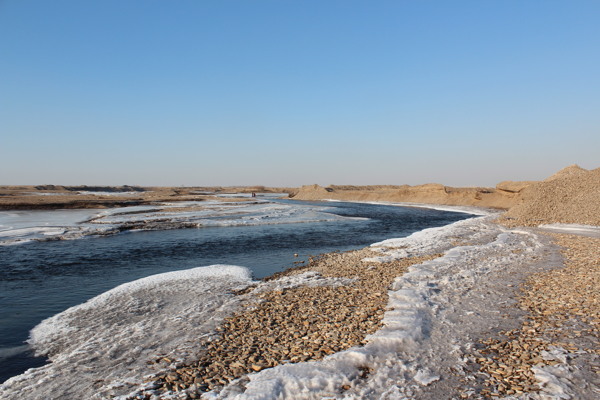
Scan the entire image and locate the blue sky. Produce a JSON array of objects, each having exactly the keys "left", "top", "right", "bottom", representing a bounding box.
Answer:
[{"left": 1, "top": 1, "right": 599, "bottom": 187}]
